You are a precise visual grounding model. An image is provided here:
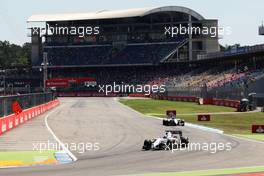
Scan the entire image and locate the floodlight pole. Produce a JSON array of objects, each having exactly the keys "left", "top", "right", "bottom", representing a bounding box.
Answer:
[
  {"left": 3, "top": 70, "right": 6, "bottom": 96},
  {"left": 43, "top": 52, "right": 48, "bottom": 92},
  {"left": 259, "top": 21, "right": 264, "bottom": 35},
  {"left": 188, "top": 15, "right": 193, "bottom": 61}
]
